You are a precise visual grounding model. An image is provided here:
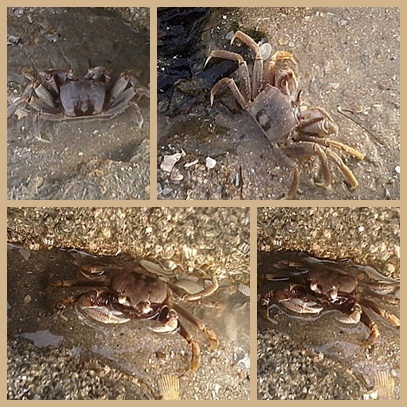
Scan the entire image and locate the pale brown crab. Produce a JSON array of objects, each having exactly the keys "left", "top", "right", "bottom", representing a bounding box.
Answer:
[
  {"left": 46, "top": 254, "right": 219, "bottom": 372},
  {"left": 206, "top": 31, "right": 364, "bottom": 199},
  {"left": 258, "top": 250, "right": 400, "bottom": 345},
  {"left": 7, "top": 66, "right": 149, "bottom": 126}
]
